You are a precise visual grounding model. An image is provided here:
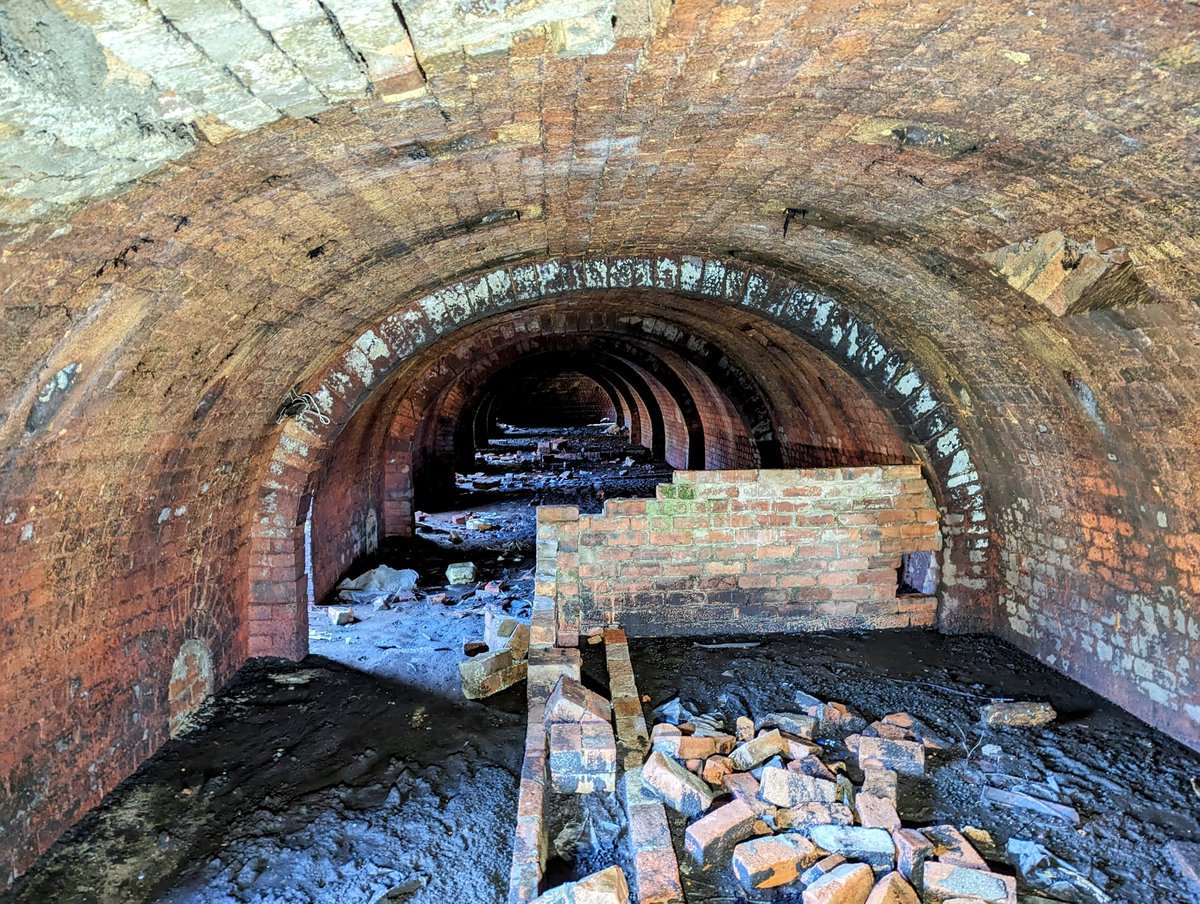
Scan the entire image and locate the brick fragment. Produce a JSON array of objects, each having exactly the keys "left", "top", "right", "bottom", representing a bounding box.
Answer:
[
  {"left": 860, "top": 768, "right": 899, "bottom": 804},
  {"left": 776, "top": 802, "right": 855, "bottom": 830},
  {"left": 978, "top": 701, "right": 1056, "bottom": 727},
  {"left": 736, "top": 715, "right": 755, "bottom": 741},
  {"left": 532, "top": 864, "right": 631, "bottom": 903},
  {"left": 684, "top": 799, "right": 766, "bottom": 864},
  {"left": 702, "top": 754, "right": 733, "bottom": 785},
  {"left": 921, "top": 825, "right": 987, "bottom": 870},
  {"left": 892, "top": 828, "right": 934, "bottom": 888},
  {"left": 855, "top": 794, "right": 900, "bottom": 832},
  {"left": 546, "top": 675, "right": 612, "bottom": 724},
  {"left": 789, "top": 755, "right": 837, "bottom": 781},
  {"left": 458, "top": 649, "right": 527, "bottom": 699},
  {"left": 807, "top": 825, "right": 895, "bottom": 875},
  {"left": 802, "top": 862, "right": 874, "bottom": 904},
  {"left": 801, "top": 854, "right": 848, "bottom": 886},
  {"left": 642, "top": 750, "right": 714, "bottom": 816},
  {"left": 731, "top": 833, "right": 821, "bottom": 889},
  {"left": 759, "top": 765, "right": 837, "bottom": 807},
  {"left": 729, "top": 728, "right": 786, "bottom": 770},
  {"left": 757, "top": 712, "right": 817, "bottom": 738},
  {"left": 857, "top": 736, "right": 925, "bottom": 776},
  {"left": 921, "top": 863, "right": 1017, "bottom": 903},
  {"left": 864, "top": 870, "right": 920, "bottom": 904}
]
